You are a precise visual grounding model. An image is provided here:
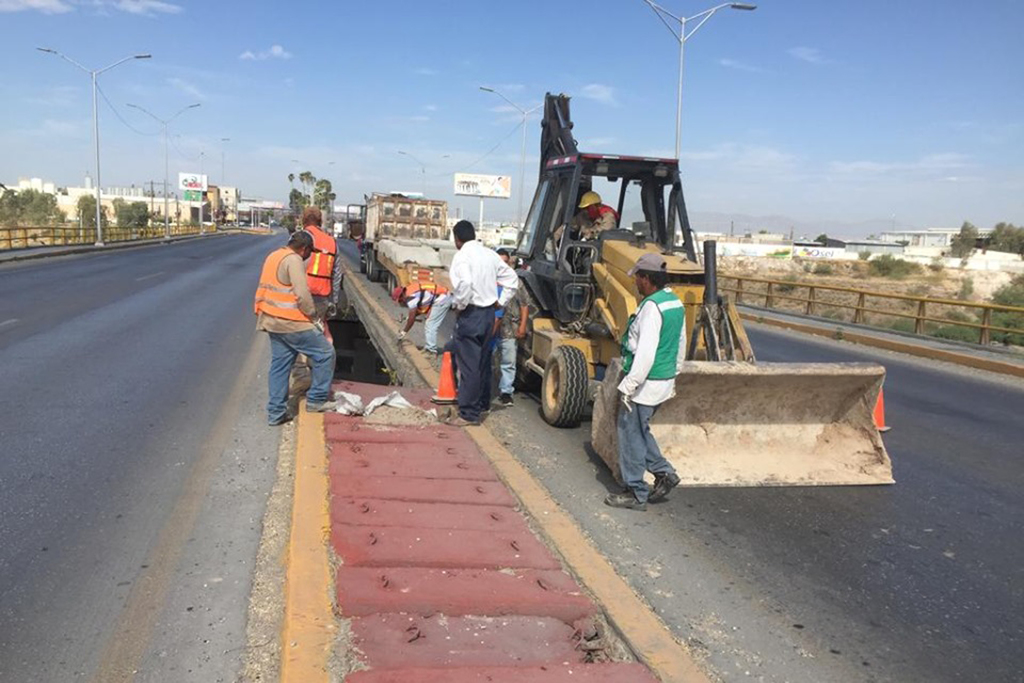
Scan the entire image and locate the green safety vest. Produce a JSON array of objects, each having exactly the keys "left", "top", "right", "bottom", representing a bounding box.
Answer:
[{"left": 621, "top": 288, "right": 685, "bottom": 380}]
